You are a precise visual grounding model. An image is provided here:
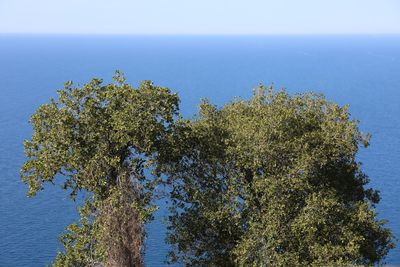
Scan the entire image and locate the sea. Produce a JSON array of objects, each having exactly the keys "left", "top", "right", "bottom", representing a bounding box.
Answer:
[{"left": 0, "top": 35, "right": 399, "bottom": 266}]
